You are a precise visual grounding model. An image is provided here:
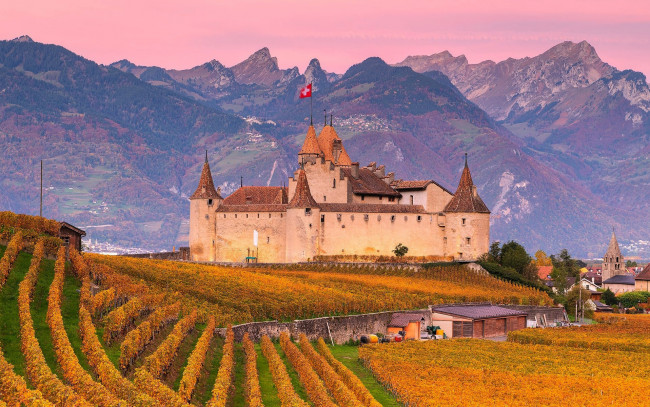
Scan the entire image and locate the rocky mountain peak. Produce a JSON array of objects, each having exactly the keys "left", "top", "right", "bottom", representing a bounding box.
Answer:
[
  {"left": 11, "top": 35, "right": 33, "bottom": 43},
  {"left": 230, "top": 47, "right": 283, "bottom": 85},
  {"left": 304, "top": 58, "right": 329, "bottom": 90},
  {"left": 394, "top": 51, "right": 469, "bottom": 74}
]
